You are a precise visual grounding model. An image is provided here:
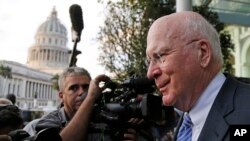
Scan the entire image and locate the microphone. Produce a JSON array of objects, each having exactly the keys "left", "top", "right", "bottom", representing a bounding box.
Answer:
[
  {"left": 69, "top": 4, "right": 83, "bottom": 67},
  {"left": 69, "top": 4, "right": 84, "bottom": 42}
]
